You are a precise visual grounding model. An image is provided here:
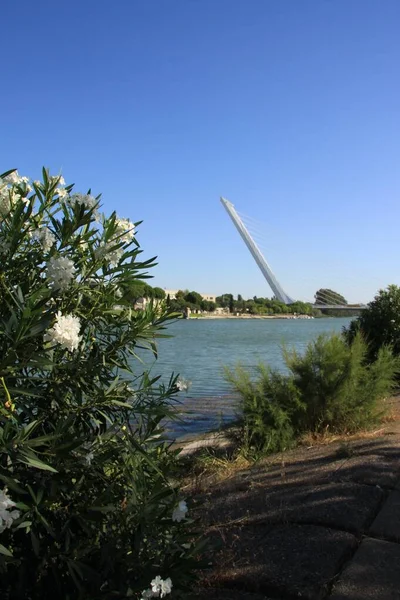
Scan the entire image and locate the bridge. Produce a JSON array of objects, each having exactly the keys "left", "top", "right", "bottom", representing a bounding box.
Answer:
[{"left": 220, "top": 197, "right": 366, "bottom": 310}]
